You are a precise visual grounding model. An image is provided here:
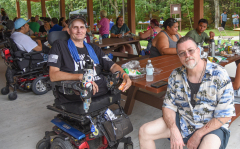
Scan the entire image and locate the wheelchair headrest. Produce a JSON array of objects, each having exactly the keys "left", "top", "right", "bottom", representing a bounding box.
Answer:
[{"left": 48, "top": 31, "right": 70, "bottom": 46}]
